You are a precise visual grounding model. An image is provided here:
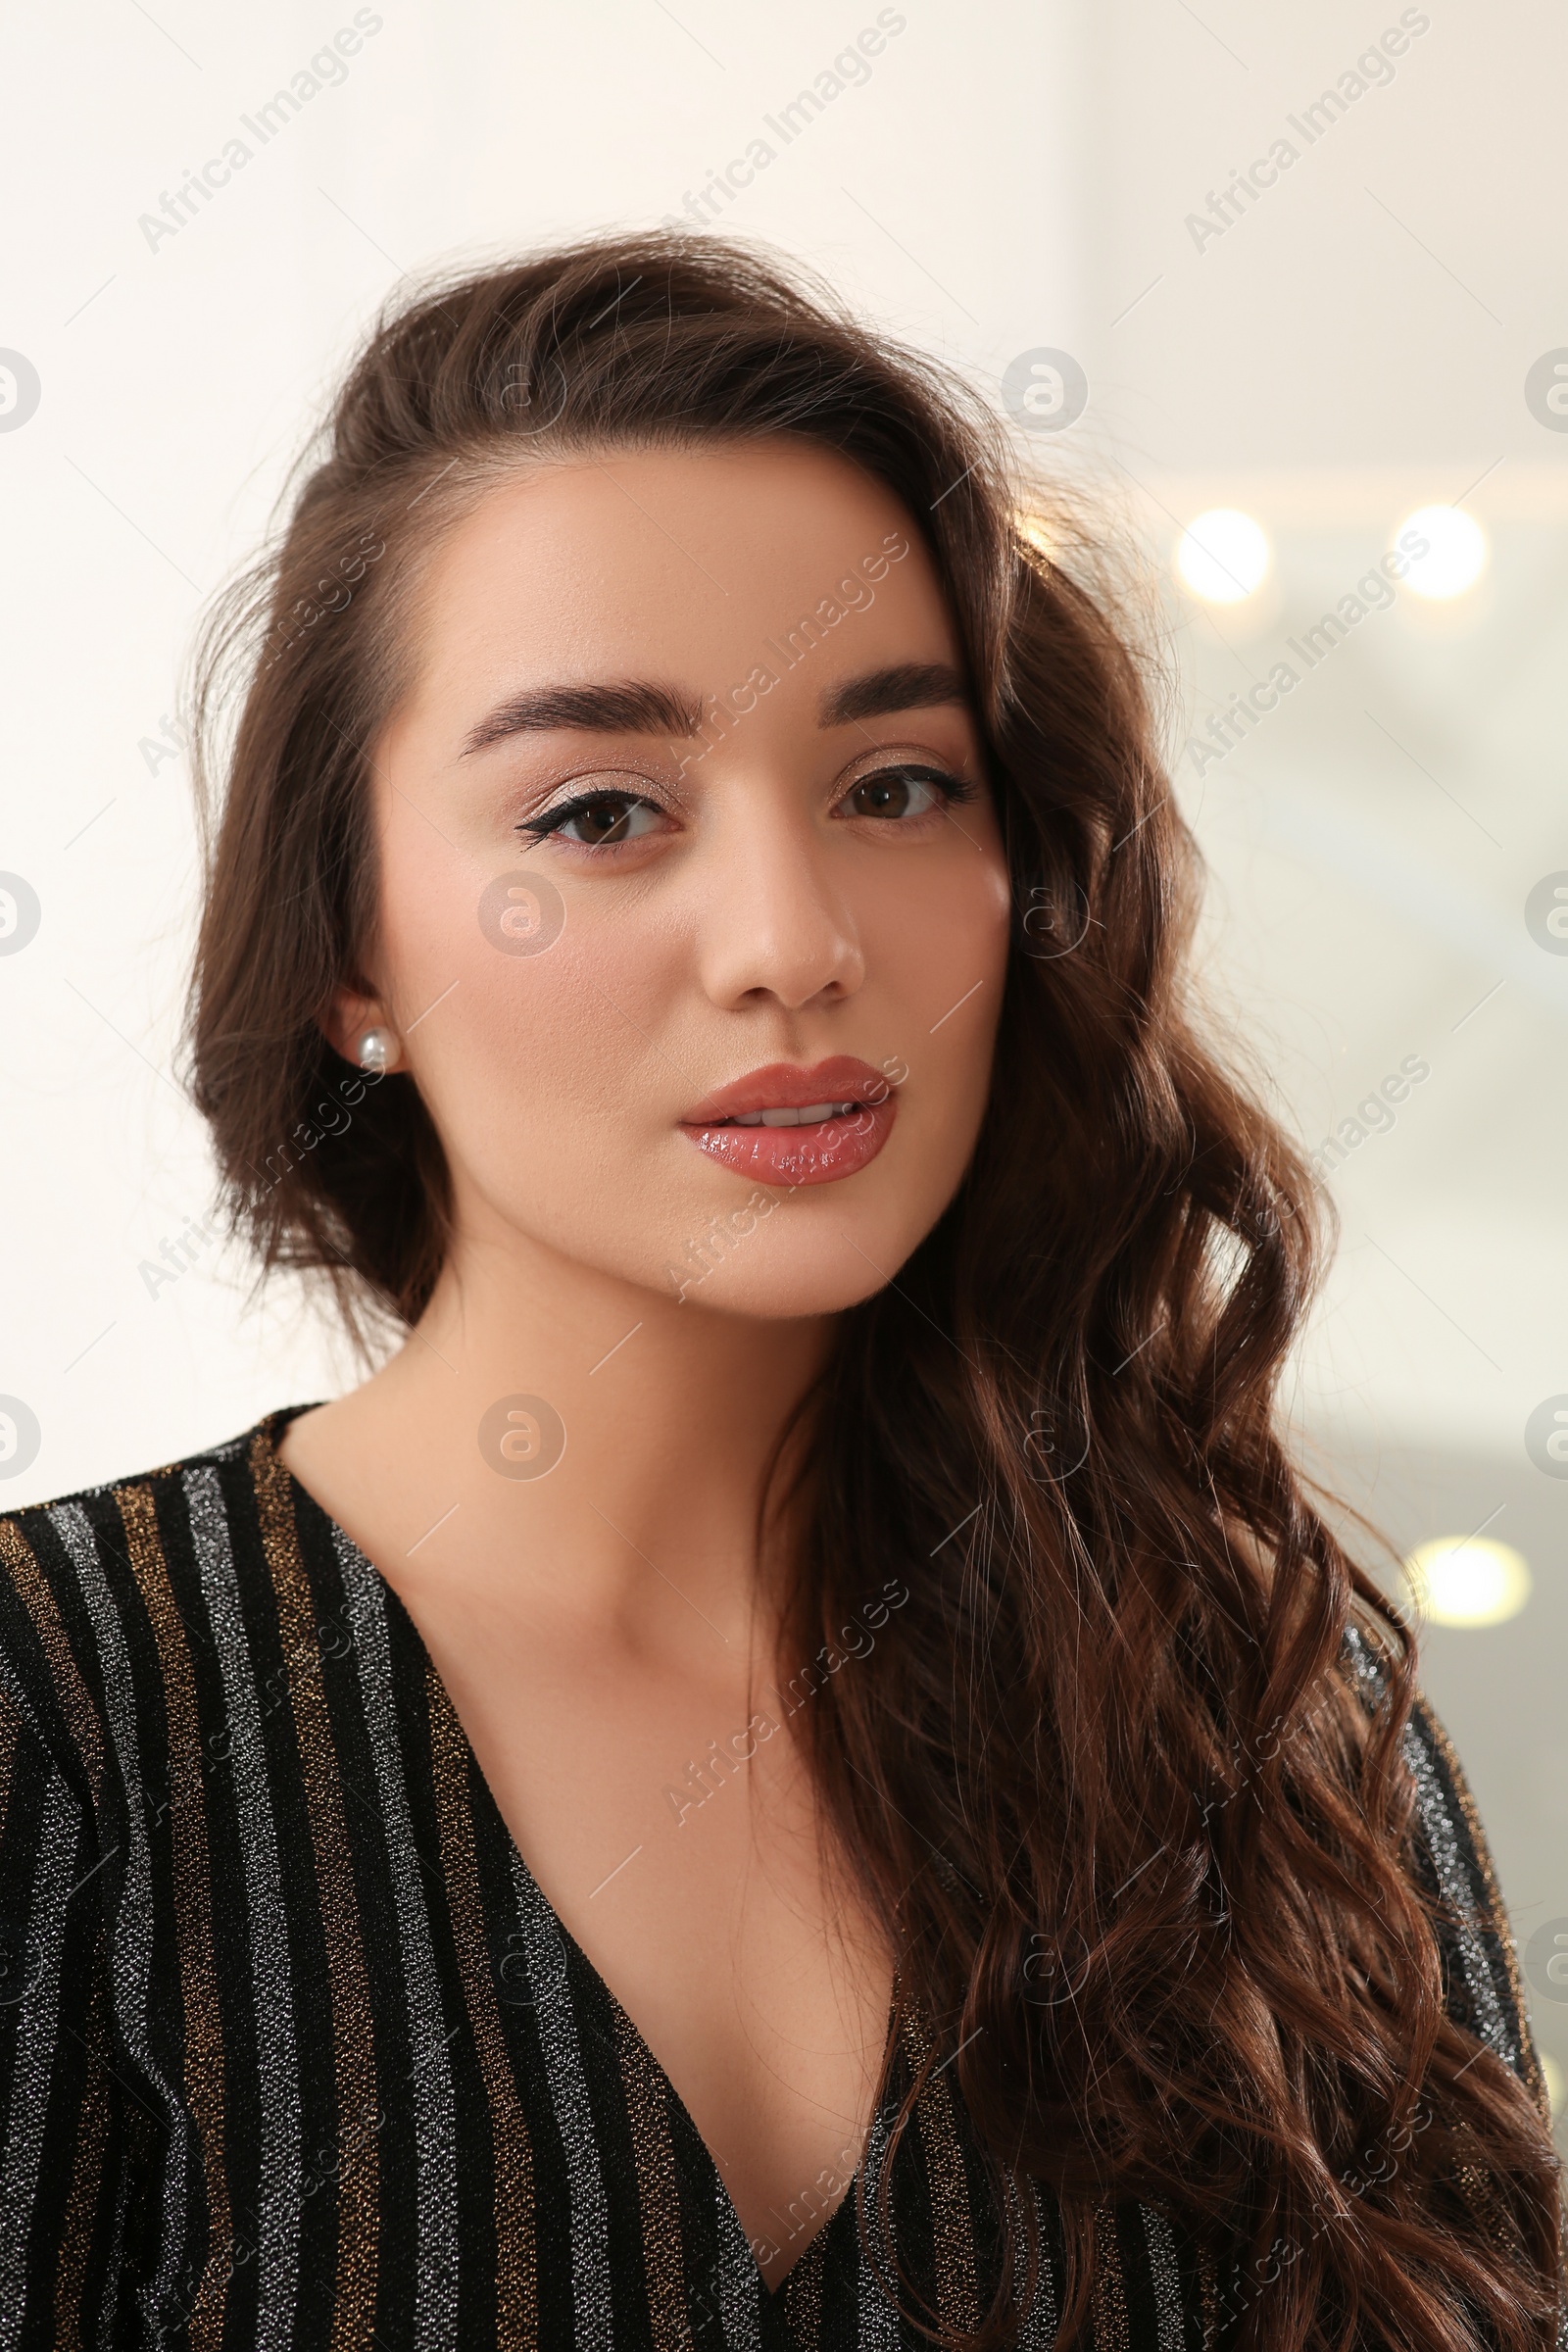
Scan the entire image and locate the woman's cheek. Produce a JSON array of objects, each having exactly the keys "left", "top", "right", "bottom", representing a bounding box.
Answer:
[
  {"left": 458, "top": 899, "right": 678, "bottom": 1154},
  {"left": 860, "top": 842, "right": 1009, "bottom": 1050}
]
